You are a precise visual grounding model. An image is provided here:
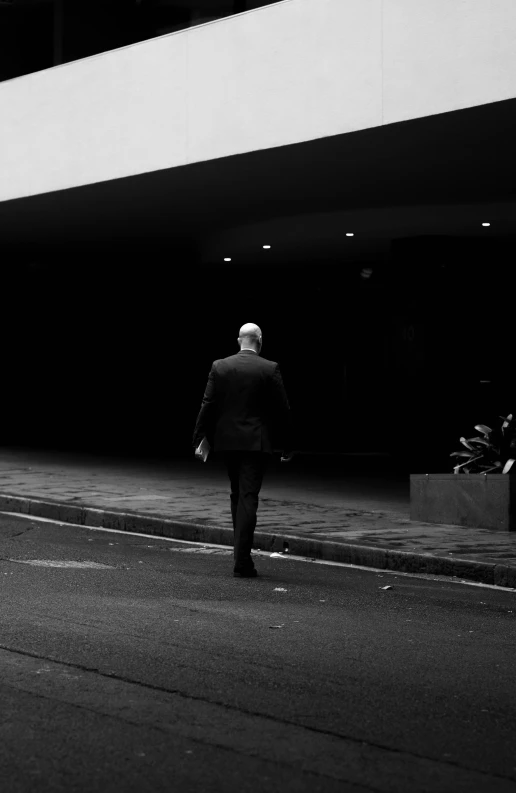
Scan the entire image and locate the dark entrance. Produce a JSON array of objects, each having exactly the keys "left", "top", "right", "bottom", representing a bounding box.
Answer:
[{"left": 2, "top": 234, "right": 514, "bottom": 473}]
